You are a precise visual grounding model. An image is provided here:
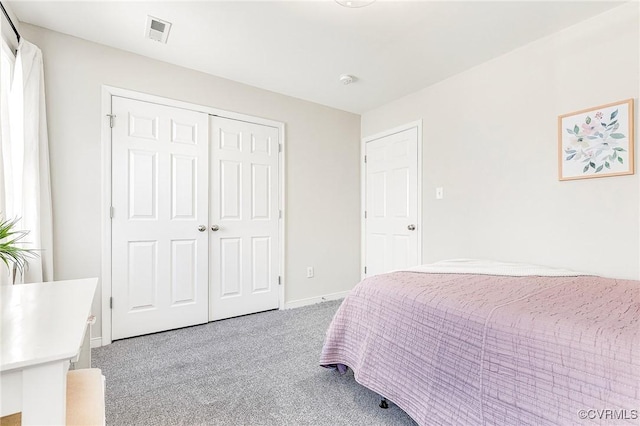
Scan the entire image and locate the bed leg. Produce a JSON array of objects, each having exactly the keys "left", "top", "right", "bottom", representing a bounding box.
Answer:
[{"left": 379, "top": 397, "right": 389, "bottom": 409}]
